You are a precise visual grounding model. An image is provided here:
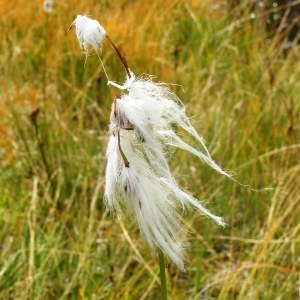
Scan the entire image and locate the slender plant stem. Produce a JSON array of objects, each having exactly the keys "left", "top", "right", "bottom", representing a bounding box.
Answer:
[
  {"left": 105, "top": 34, "right": 131, "bottom": 78},
  {"left": 158, "top": 249, "right": 167, "bottom": 300},
  {"left": 29, "top": 109, "right": 52, "bottom": 184},
  {"left": 117, "top": 130, "right": 130, "bottom": 168}
]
